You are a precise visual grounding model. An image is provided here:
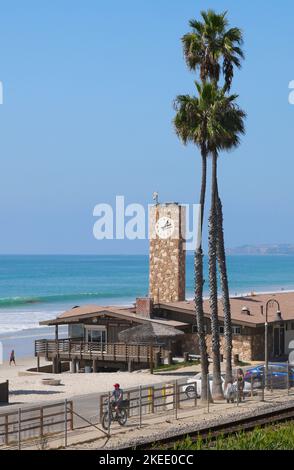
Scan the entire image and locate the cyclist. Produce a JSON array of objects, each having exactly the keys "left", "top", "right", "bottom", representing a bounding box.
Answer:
[{"left": 111, "top": 383, "right": 123, "bottom": 411}]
